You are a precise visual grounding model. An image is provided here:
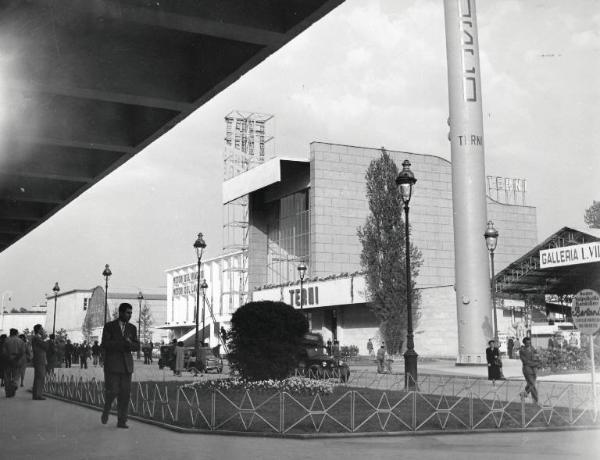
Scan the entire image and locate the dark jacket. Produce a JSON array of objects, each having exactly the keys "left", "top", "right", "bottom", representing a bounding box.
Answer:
[
  {"left": 101, "top": 319, "right": 139, "bottom": 374},
  {"left": 32, "top": 334, "right": 49, "bottom": 368}
]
